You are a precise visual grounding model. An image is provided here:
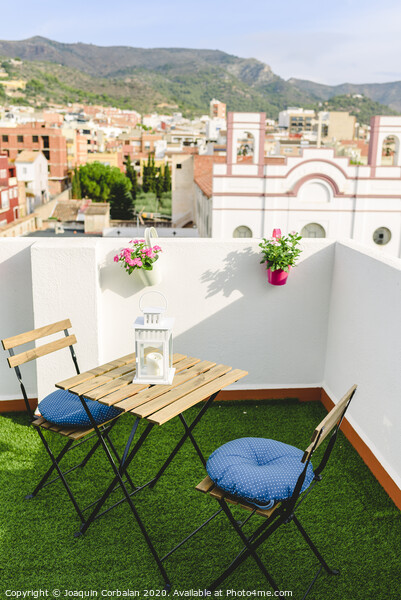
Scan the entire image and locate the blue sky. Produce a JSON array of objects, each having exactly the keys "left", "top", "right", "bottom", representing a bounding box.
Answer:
[{"left": 1, "top": 0, "right": 400, "bottom": 85}]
